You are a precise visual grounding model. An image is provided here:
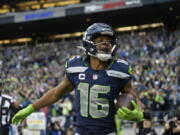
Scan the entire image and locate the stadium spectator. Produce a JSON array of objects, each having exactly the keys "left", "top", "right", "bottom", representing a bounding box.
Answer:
[
  {"left": 48, "top": 120, "right": 63, "bottom": 135},
  {"left": 136, "top": 111, "right": 157, "bottom": 135},
  {"left": 162, "top": 112, "right": 180, "bottom": 135}
]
